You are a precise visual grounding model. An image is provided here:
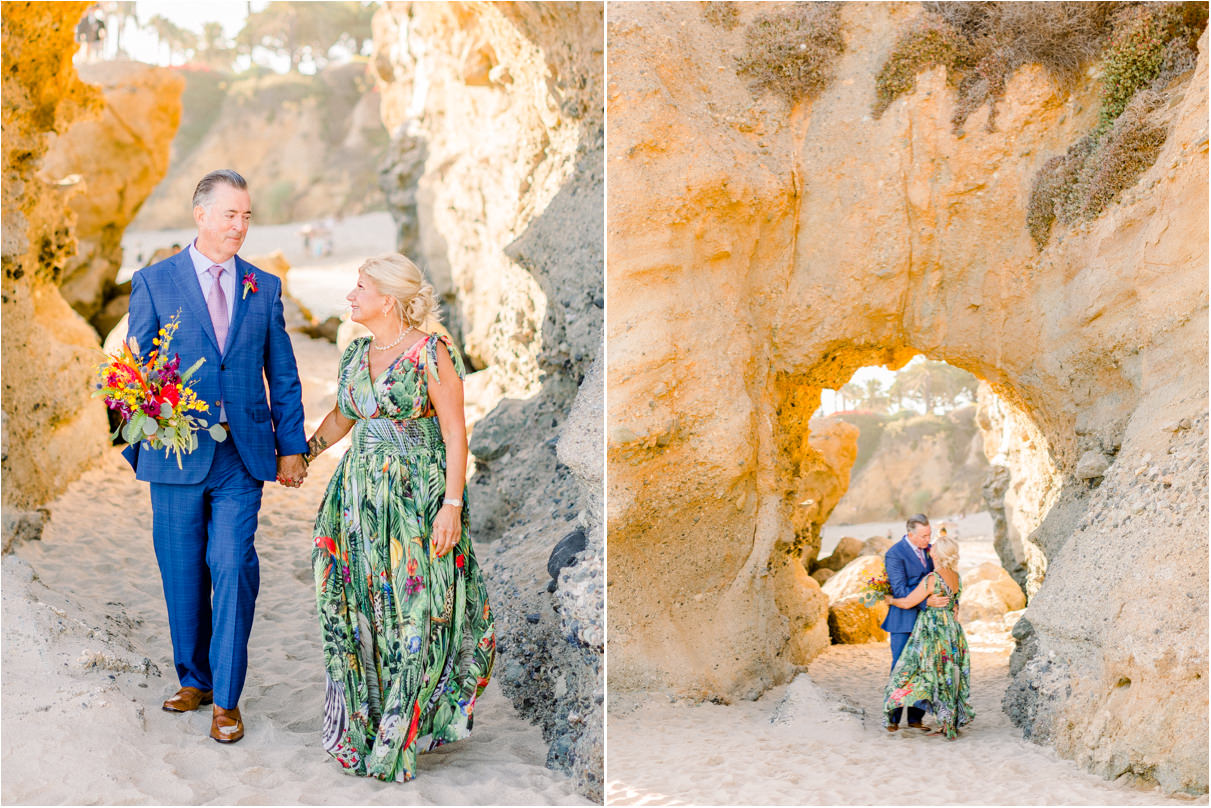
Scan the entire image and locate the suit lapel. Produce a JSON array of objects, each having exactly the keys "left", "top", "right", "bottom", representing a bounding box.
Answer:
[
  {"left": 176, "top": 250, "right": 222, "bottom": 354},
  {"left": 225, "top": 257, "right": 253, "bottom": 357}
]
